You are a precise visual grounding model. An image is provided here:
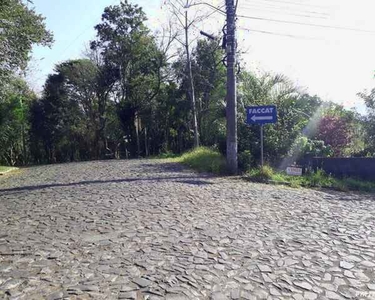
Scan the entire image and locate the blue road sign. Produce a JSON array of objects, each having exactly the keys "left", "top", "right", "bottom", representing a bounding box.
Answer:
[{"left": 246, "top": 105, "right": 277, "bottom": 125}]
